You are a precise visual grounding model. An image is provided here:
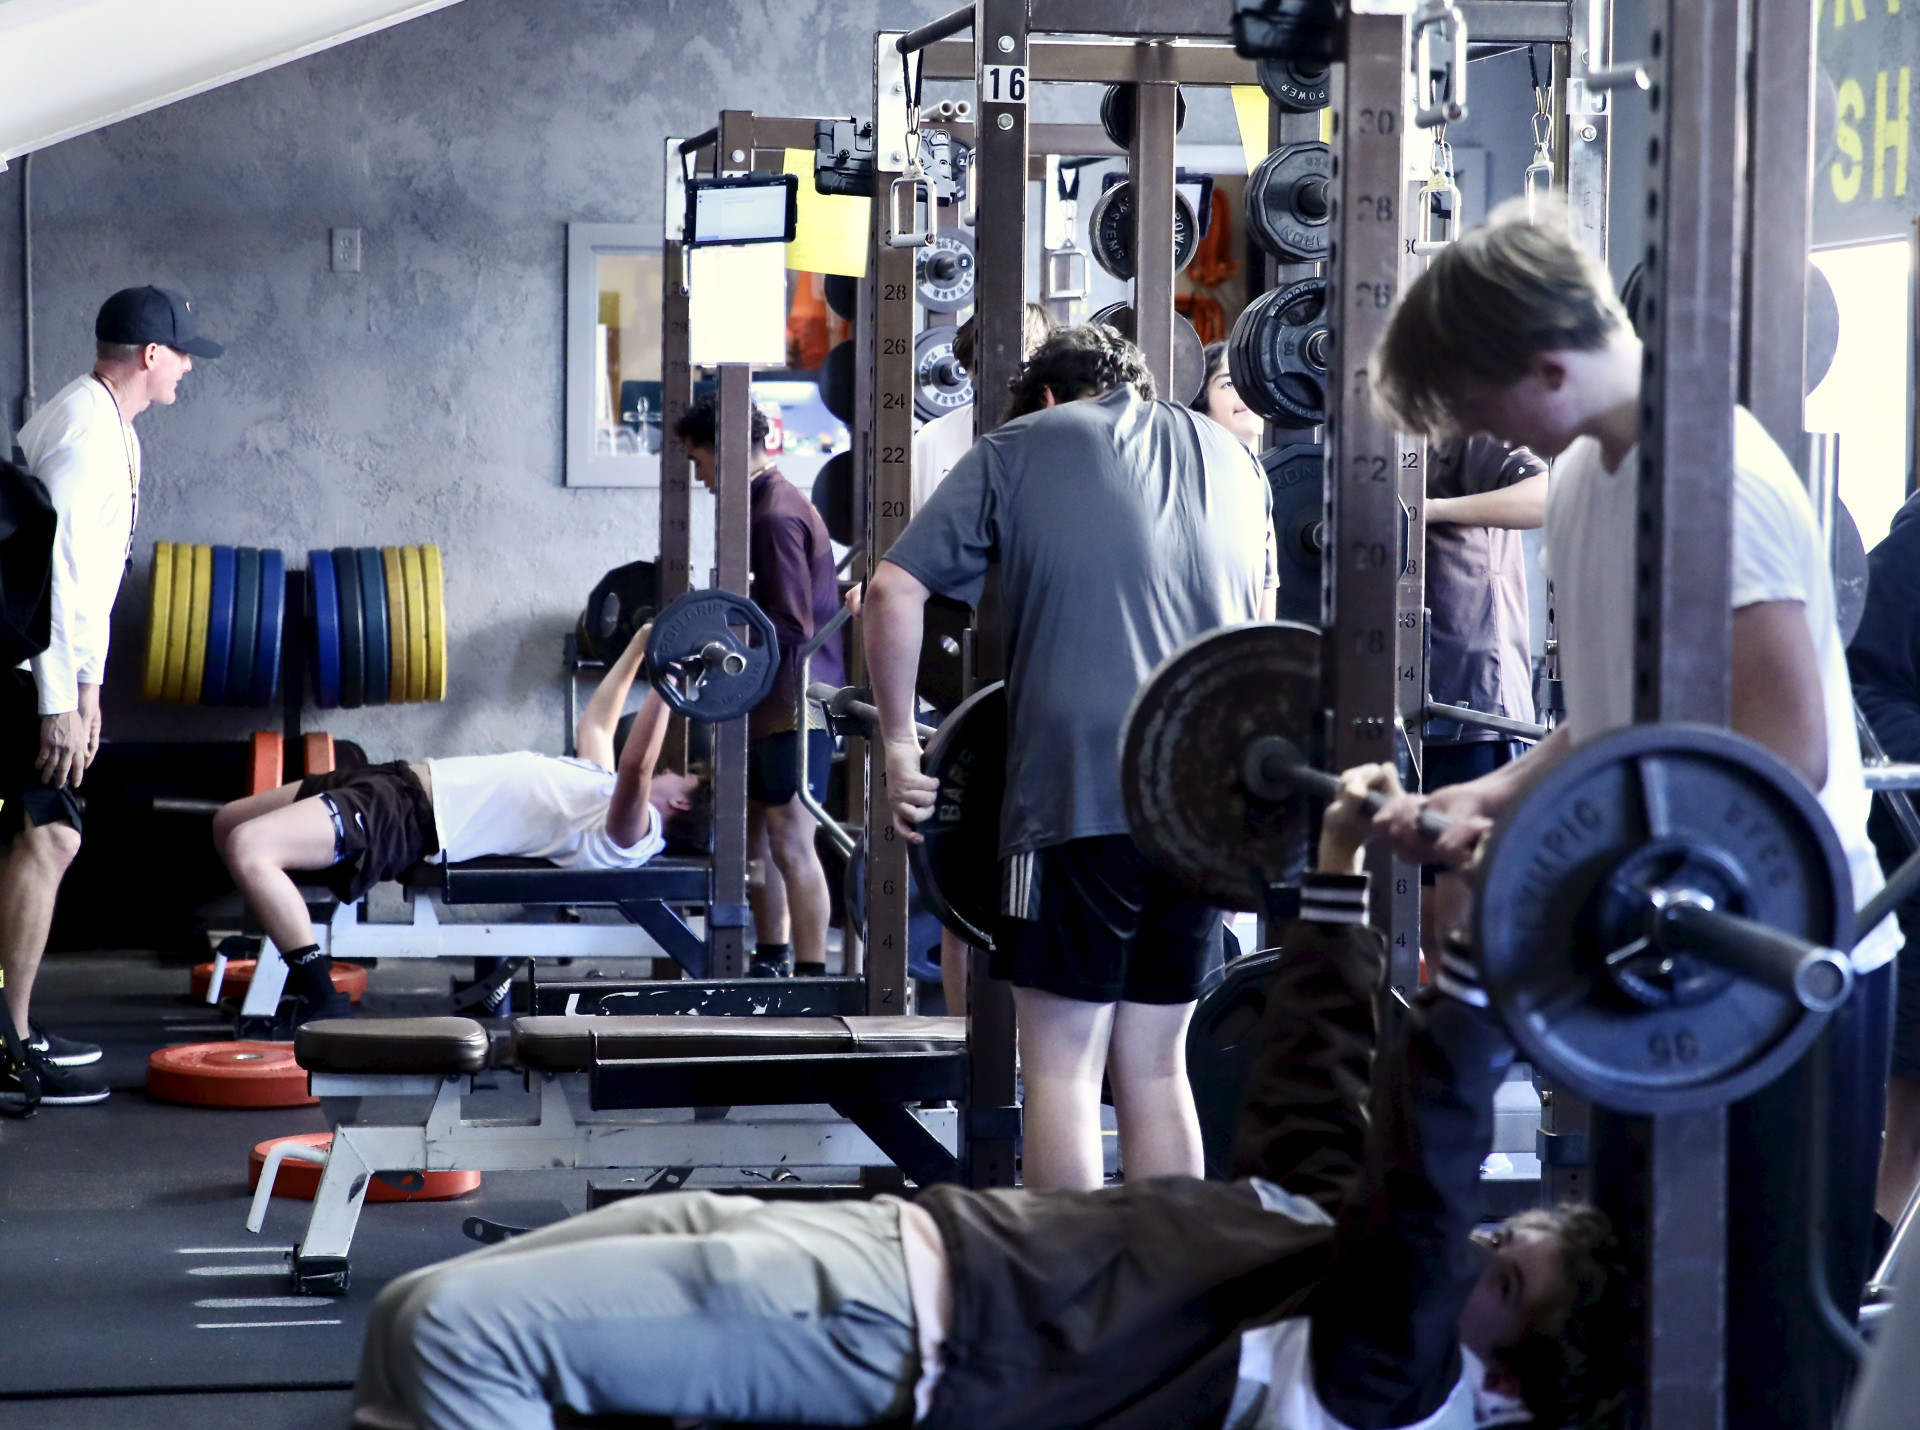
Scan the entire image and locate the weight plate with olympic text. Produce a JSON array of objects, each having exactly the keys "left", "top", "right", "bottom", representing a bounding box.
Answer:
[
  {"left": 228, "top": 547, "right": 261, "bottom": 706},
  {"left": 332, "top": 545, "right": 365, "bottom": 710},
  {"left": 1261, "top": 443, "right": 1324, "bottom": 626},
  {"left": 1119, "top": 622, "right": 1321, "bottom": 909},
  {"left": 914, "top": 328, "right": 973, "bottom": 423},
  {"left": 308, "top": 549, "right": 343, "bottom": 709},
  {"left": 383, "top": 546, "right": 410, "bottom": 702},
  {"left": 1088, "top": 302, "right": 1206, "bottom": 407},
  {"left": 401, "top": 546, "right": 429, "bottom": 703},
  {"left": 203, "top": 545, "right": 237, "bottom": 708},
  {"left": 644, "top": 587, "right": 779, "bottom": 724},
  {"left": 909, "top": 680, "right": 1006, "bottom": 950},
  {"left": 916, "top": 229, "right": 977, "bottom": 313},
  {"left": 251, "top": 549, "right": 287, "bottom": 708},
  {"left": 1245, "top": 141, "right": 1331, "bottom": 263},
  {"left": 1228, "top": 276, "right": 1331, "bottom": 426},
  {"left": 421, "top": 544, "right": 448, "bottom": 701},
  {"left": 163, "top": 541, "right": 195, "bottom": 703},
  {"left": 1474, "top": 723, "right": 1852, "bottom": 1116},
  {"left": 1087, "top": 181, "right": 1199, "bottom": 283},
  {"left": 359, "top": 548, "right": 391, "bottom": 705},
  {"left": 143, "top": 542, "right": 174, "bottom": 701}
]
